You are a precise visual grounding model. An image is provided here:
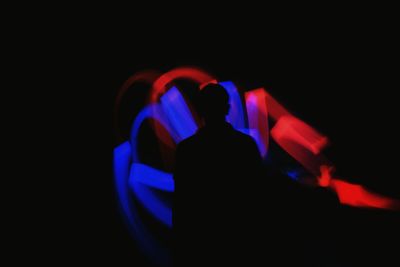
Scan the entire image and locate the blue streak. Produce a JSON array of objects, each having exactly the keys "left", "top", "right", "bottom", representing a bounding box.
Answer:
[
  {"left": 219, "top": 81, "right": 246, "bottom": 130},
  {"left": 130, "top": 104, "right": 178, "bottom": 162},
  {"left": 114, "top": 142, "right": 171, "bottom": 265},
  {"left": 160, "top": 86, "right": 198, "bottom": 141},
  {"left": 131, "top": 163, "right": 174, "bottom": 192},
  {"left": 130, "top": 179, "right": 173, "bottom": 228}
]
